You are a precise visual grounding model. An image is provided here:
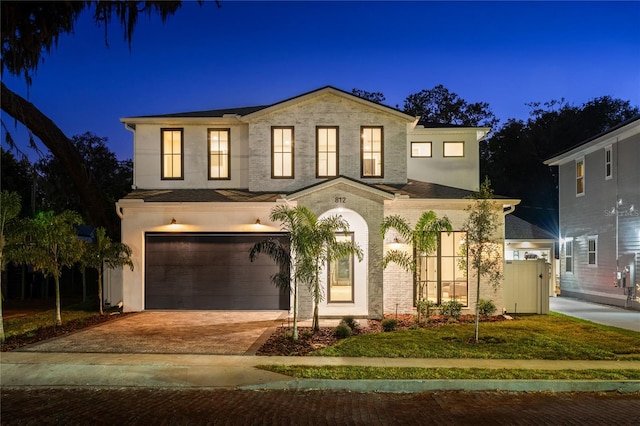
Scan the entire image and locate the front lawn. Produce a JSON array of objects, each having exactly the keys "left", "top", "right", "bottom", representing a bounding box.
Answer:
[{"left": 312, "top": 313, "right": 640, "bottom": 360}]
